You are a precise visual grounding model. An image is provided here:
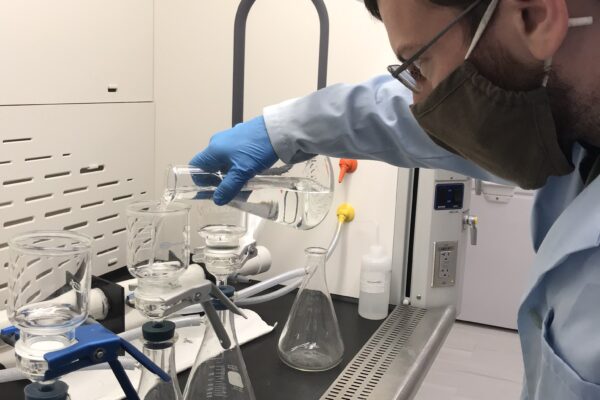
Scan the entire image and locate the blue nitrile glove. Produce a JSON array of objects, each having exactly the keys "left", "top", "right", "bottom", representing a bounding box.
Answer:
[{"left": 190, "top": 116, "right": 279, "bottom": 206}]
